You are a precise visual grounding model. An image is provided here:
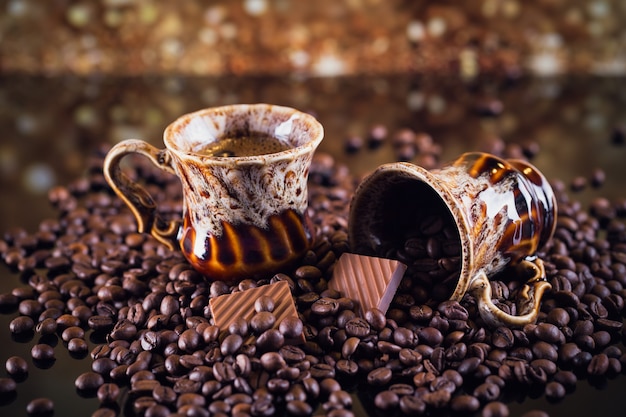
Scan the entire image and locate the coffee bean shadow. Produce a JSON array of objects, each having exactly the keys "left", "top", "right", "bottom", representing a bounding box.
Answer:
[
  {"left": 32, "top": 358, "right": 56, "bottom": 370},
  {"left": 68, "top": 348, "right": 89, "bottom": 360},
  {"left": 94, "top": 404, "right": 121, "bottom": 417},
  {"left": 89, "top": 330, "right": 109, "bottom": 345},
  {"left": 10, "top": 330, "right": 34, "bottom": 343},
  {"left": 37, "top": 333, "right": 58, "bottom": 347},
  {"left": 0, "top": 304, "right": 17, "bottom": 315},
  {"left": 0, "top": 391, "right": 17, "bottom": 406},
  {"left": 76, "top": 386, "right": 99, "bottom": 399},
  {"left": 587, "top": 375, "right": 609, "bottom": 390},
  {"left": 10, "top": 371, "right": 28, "bottom": 383},
  {"left": 499, "top": 381, "right": 545, "bottom": 403}
]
